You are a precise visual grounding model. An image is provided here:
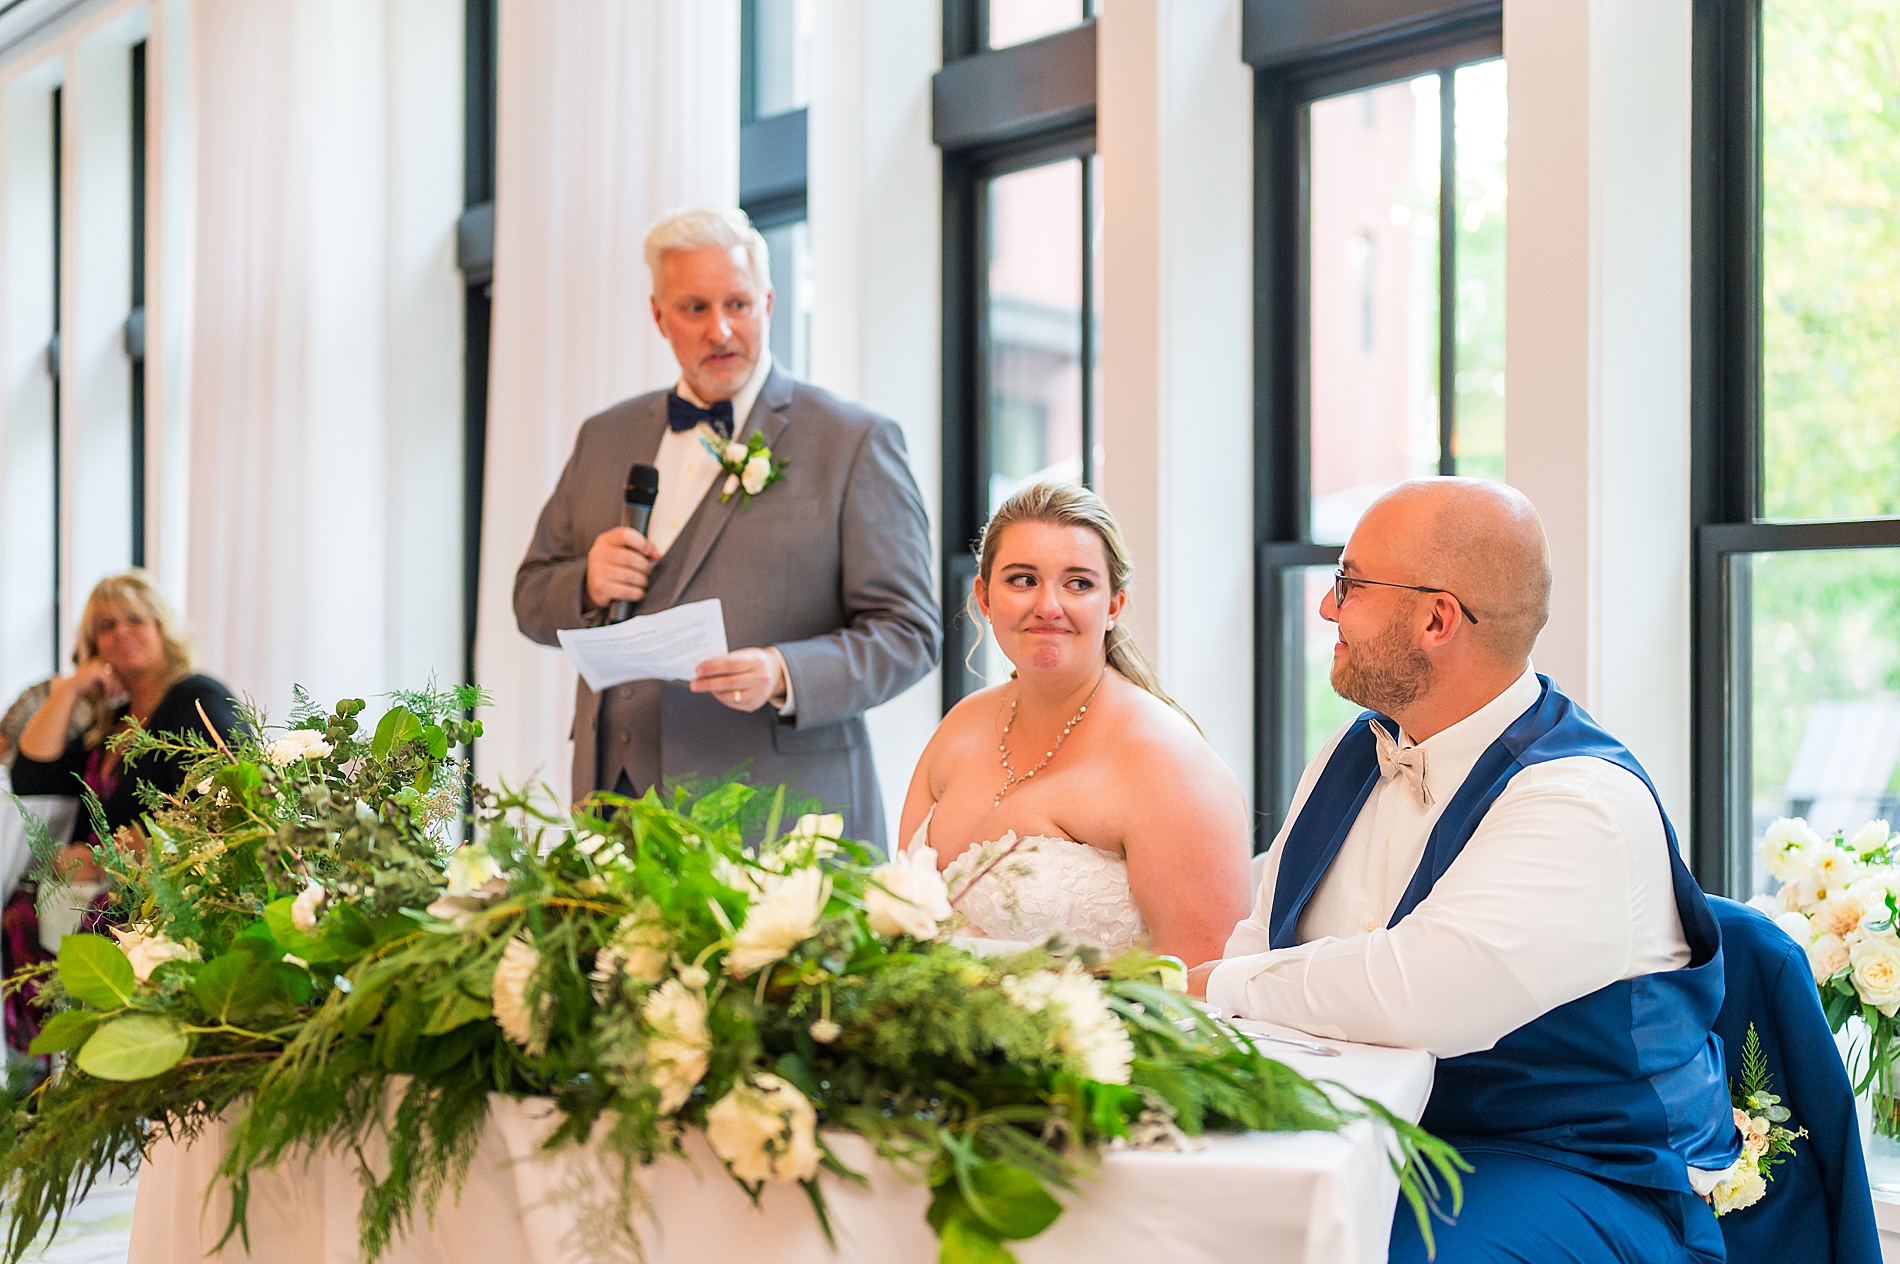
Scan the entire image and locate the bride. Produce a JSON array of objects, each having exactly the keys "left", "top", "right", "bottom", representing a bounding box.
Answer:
[{"left": 898, "top": 482, "right": 1253, "bottom": 966}]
